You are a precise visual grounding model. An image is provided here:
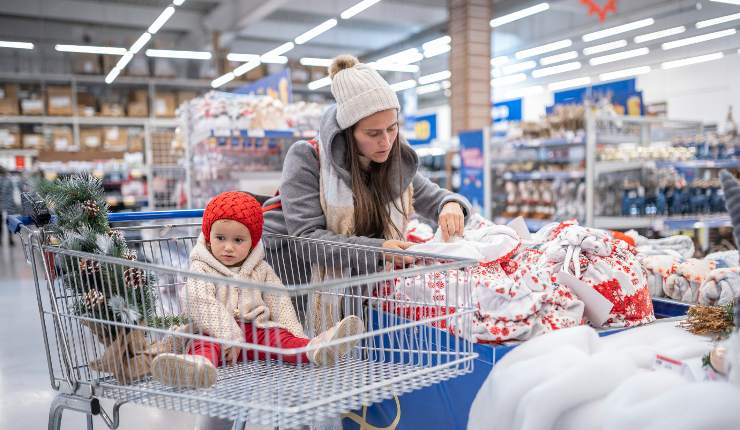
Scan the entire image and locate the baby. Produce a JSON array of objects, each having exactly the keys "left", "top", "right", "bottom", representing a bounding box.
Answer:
[{"left": 151, "top": 191, "right": 364, "bottom": 388}]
